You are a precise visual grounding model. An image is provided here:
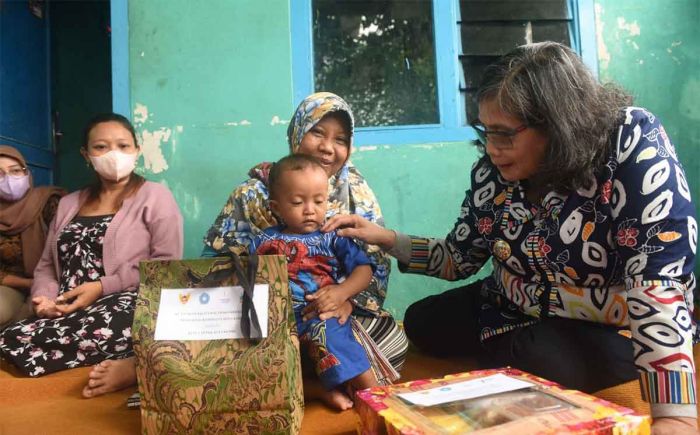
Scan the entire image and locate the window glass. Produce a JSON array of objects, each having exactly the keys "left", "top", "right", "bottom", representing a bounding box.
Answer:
[
  {"left": 312, "top": 0, "right": 439, "bottom": 127},
  {"left": 459, "top": 0, "right": 573, "bottom": 122}
]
